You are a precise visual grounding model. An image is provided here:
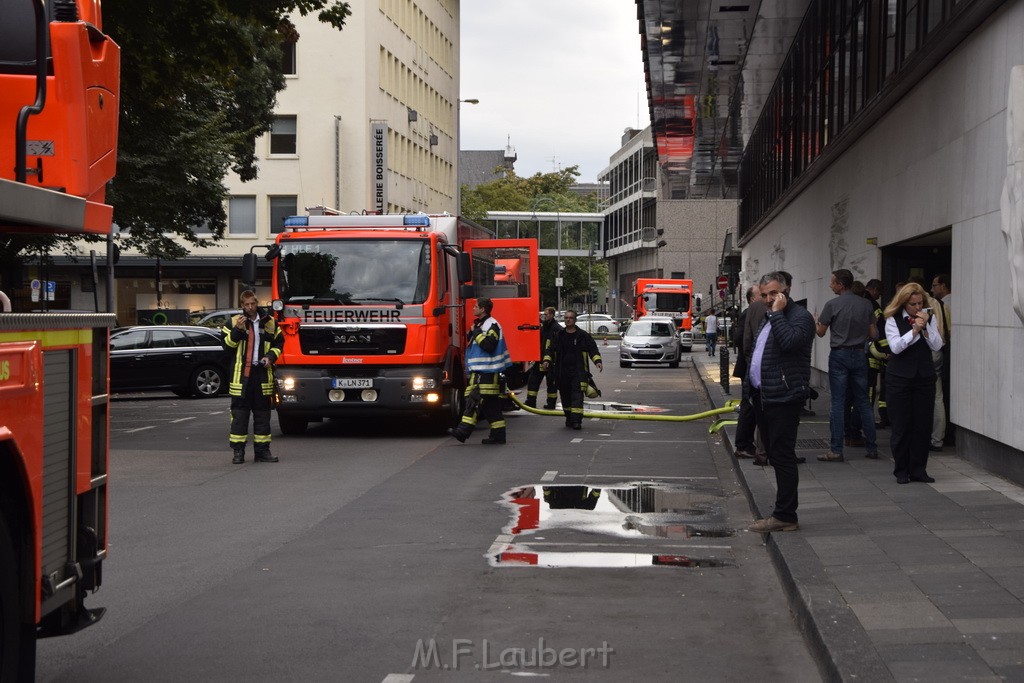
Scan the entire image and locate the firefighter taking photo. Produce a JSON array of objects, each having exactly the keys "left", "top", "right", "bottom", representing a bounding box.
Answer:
[
  {"left": 223, "top": 290, "right": 284, "bottom": 463},
  {"left": 449, "top": 297, "right": 512, "bottom": 445}
]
